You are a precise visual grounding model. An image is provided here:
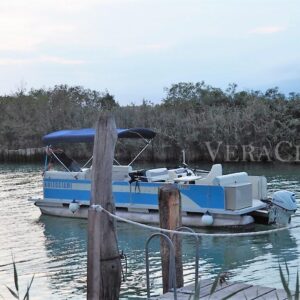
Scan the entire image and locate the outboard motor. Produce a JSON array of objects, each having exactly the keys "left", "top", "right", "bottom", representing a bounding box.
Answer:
[{"left": 269, "top": 190, "right": 297, "bottom": 226}]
